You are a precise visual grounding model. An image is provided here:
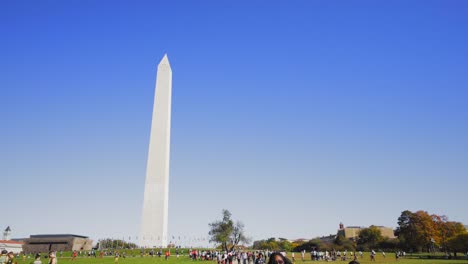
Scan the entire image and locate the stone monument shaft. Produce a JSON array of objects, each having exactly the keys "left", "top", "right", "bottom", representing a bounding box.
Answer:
[{"left": 140, "top": 54, "right": 172, "bottom": 247}]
